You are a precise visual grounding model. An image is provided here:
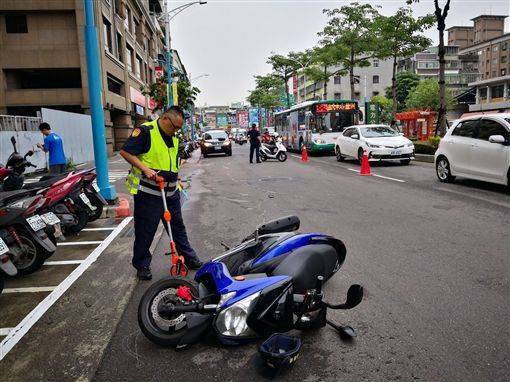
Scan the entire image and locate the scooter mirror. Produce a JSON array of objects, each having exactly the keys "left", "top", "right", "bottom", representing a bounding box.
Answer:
[
  {"left": 344, "top": 284, "right": 363, "bottom": 309},
  {"left": 10, "top": 136, "right": 18, "bottom": 153},
  {"left": 25, "top": 150, "right": 34, "bottom": 158}
]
